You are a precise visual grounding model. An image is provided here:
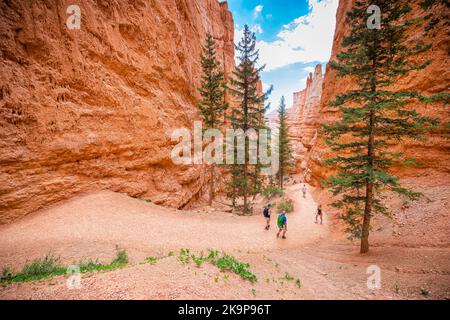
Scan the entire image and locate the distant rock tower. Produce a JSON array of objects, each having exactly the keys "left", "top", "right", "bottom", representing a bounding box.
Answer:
[{"left": 285, "top": 64, "right": 324, "bottom": 174}]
